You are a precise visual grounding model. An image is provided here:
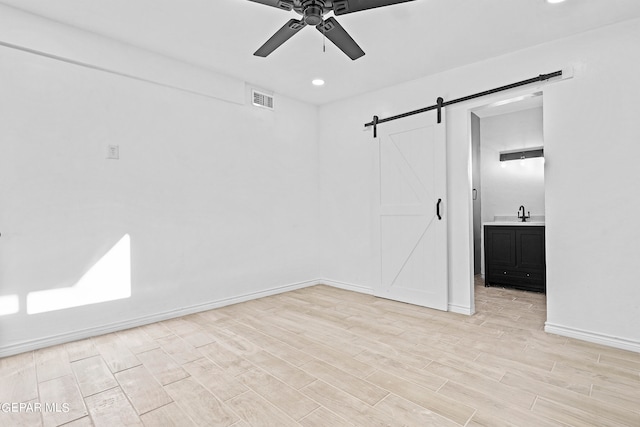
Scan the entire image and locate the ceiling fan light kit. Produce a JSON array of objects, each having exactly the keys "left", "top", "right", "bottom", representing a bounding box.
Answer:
[{"left": 248, "top": 0, "right": 416, "bottom": 60}]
